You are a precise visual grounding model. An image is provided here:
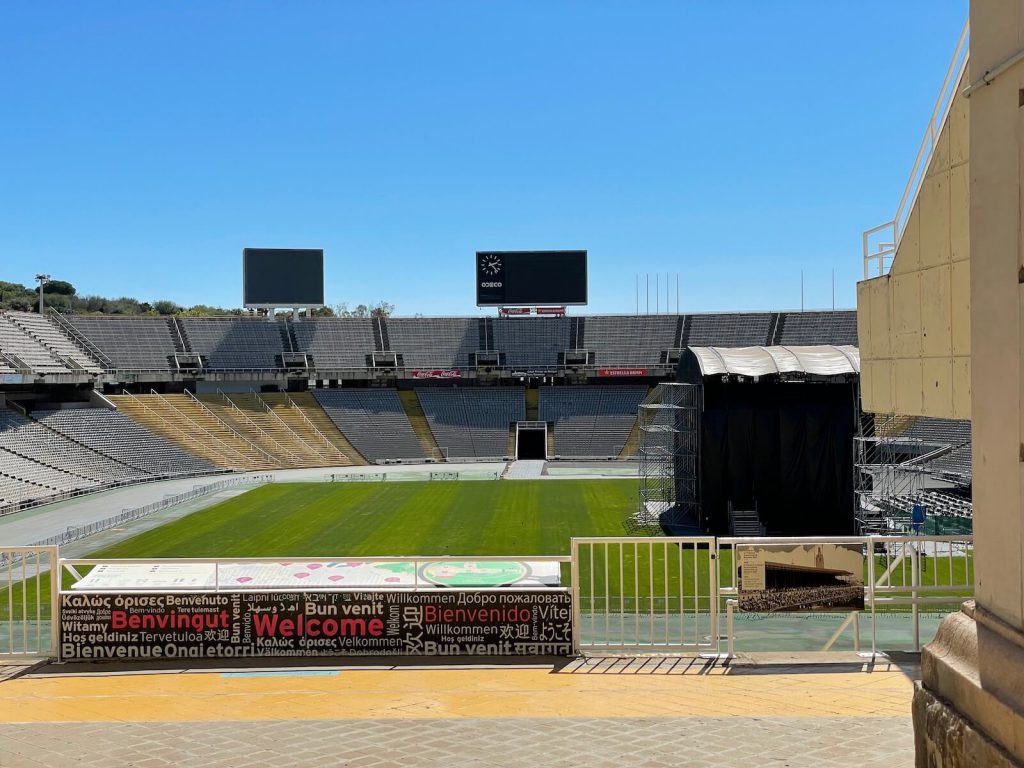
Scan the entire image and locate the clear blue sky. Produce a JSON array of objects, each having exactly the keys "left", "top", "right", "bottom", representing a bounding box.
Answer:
[{"left": 0, "top": 1, "right": 967, "bottom": 316}]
